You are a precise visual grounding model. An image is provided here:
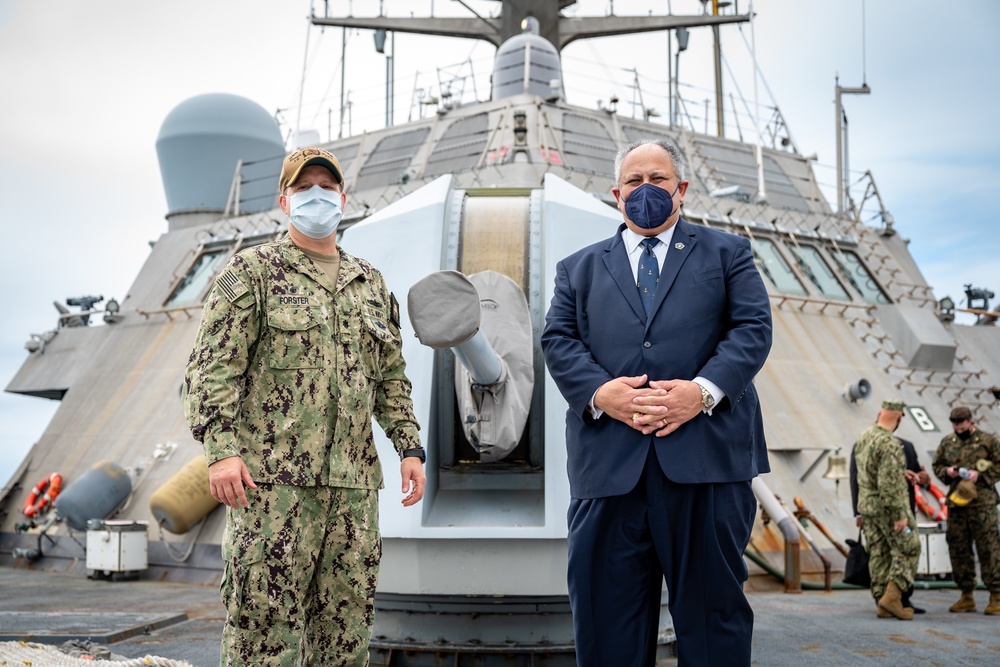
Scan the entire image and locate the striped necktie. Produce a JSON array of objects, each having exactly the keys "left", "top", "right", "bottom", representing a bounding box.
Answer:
[{"left": 637, "top": 237, "right": 660, "bottom": 315}]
